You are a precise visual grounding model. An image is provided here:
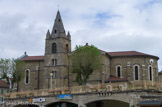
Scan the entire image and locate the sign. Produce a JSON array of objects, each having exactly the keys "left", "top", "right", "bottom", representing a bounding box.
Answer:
[
  {"left": 57, "top": 94, "right": 72, "bottom": 100},
  {"left": 32, "top": 98, "right": 46, "bottom": 103},
  {"left": 0, "top": 97, "right": 3, "bottom": 103},
  {"left": 29, "top": 99, "right": 32, "bottom": 103}
]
